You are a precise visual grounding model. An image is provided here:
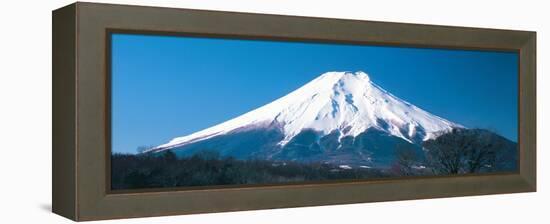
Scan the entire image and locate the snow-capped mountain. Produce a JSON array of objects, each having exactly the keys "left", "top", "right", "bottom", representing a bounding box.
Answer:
[{"left": 147, "top": 71, "right": 462, "bottom": 166}]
